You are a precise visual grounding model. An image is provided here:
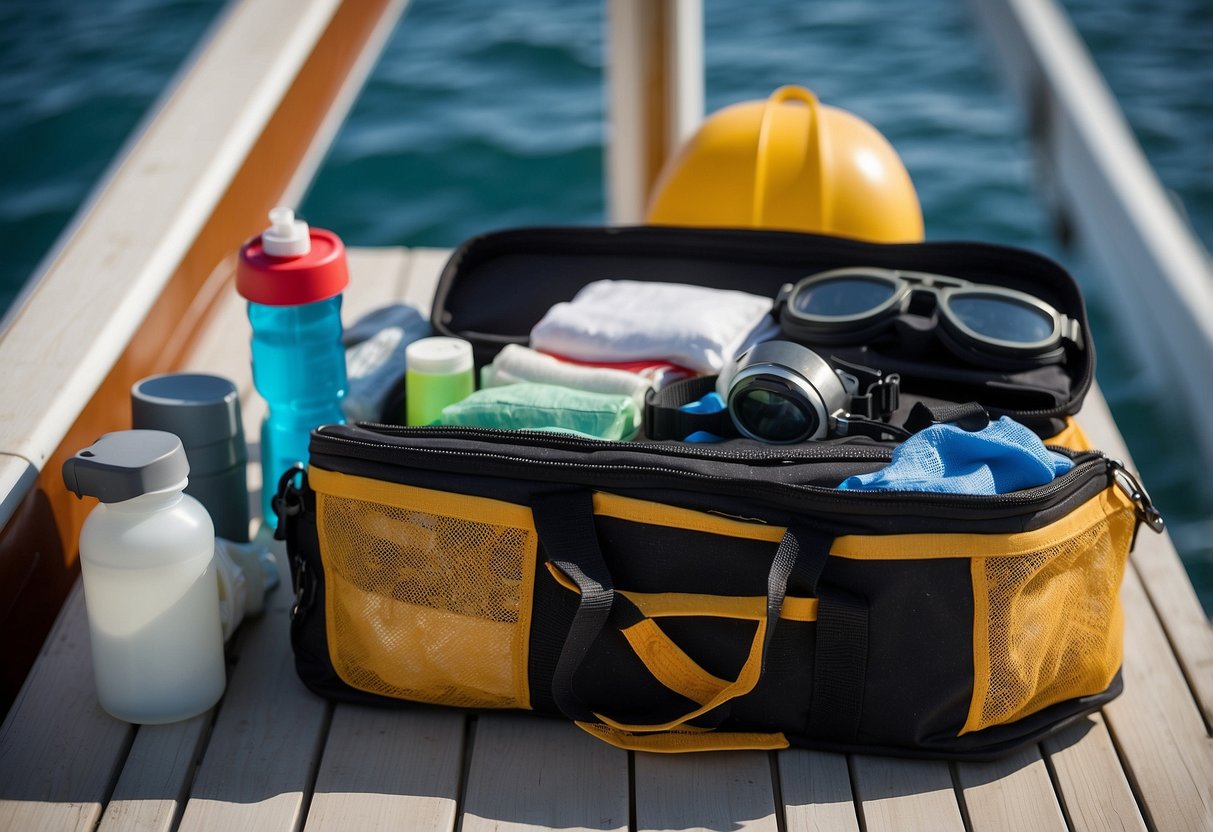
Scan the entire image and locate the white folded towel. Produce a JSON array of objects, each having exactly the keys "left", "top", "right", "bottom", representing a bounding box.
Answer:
[{"left": 530, "top": 280, "right": 777, "bottom": 373}]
